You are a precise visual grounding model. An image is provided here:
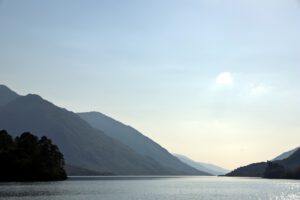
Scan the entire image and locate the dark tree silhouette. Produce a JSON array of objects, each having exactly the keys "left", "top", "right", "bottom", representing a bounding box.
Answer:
[
  {"left": 0, "top": 130, "right": 67, "bottom": 181},
  {"left": 285, "top": 167, "right": 300, "bottom": 179},
  {"left": 263, "top": 161, "right": 285, "bottom": 179},
  {"left": 263, "top": 161, "right": 300, "bottom": 180},
  {"left": 0, "top": 130, "right": 14, "bottom": 150}
]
